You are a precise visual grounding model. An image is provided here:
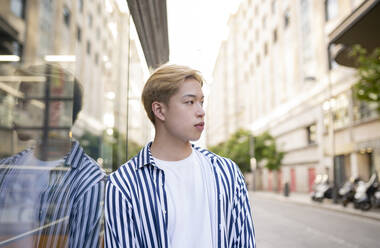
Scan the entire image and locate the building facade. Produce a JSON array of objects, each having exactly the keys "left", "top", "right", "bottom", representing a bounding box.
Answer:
[{"left": 207, "top": 0, "right": 380, "bottom": 193}]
